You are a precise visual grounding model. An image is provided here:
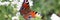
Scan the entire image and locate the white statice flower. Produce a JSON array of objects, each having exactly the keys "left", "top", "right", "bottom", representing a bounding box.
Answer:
[
  {"left": 16, "top": 12, "right": 20, "bottom": 17},
  {"left": 0, "top": 2, "right": 10, "bottom": 6},
  {"left": 11, "top": 0, "right": 23, "bottom": 11},
  {"left": 51, "top": 13, "right": 60, "bottom": 20},
  {"left": 11, "top": 0, "right": 19, "bottom": 7},
  {"left": 3, "top": 2, "right": 10, "bottom": 6},
  {"left": 12, "top": 16, "right": 19, "bottom": 20},
  {"left": 12, "top": 12, "right": 20, "bottom": 20},
  {"left": 11, "top": 1, "right": 18, "bottom": 7},
  {"left": 20, "top": 0, "right": 24, "bottom": 3},
  {"left": 9, "top": 0, "right": 13, "bottom": 1},
  {"left": 13, "top": 0, "right": 18, "bottom": 2},
  {"left": 28, "top": 0, "right": 33, "bottom": 7},
  {"left": 0, "top": 2, "right": 2, "bottom": 5},
  {"left": 16, "top": 2, "right": 23, "bottom": 11}
]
